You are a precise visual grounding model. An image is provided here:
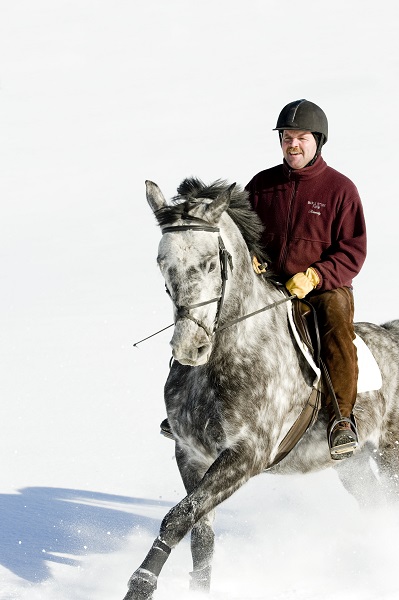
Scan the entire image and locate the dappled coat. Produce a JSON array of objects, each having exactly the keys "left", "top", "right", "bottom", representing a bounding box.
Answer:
[{"left": 245, "top": 156, "right": 367, "bottom": 290}]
